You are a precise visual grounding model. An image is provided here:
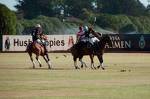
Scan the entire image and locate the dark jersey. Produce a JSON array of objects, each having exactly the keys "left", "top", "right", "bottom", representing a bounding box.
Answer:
[{"left": 31, "top": 27, "right": 43, "bottom": 41}]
